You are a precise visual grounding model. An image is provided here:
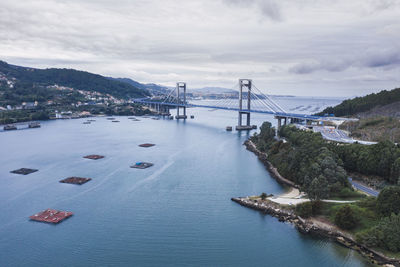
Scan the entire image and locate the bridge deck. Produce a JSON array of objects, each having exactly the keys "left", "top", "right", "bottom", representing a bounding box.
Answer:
[{"left": 133, "top": 99, "right": 351, "bottom": 122}]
